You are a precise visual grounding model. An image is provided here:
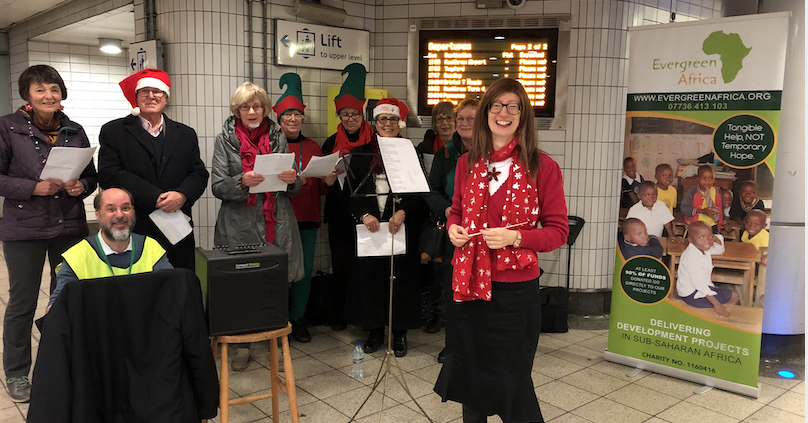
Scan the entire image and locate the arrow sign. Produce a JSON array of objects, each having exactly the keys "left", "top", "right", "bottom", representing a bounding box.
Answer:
[
  {"left": 281, "top": 35, "right": 291, "bottom": 48},
  {"left": 130, "top": 59, "right": 136, "bottom": 71}
]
